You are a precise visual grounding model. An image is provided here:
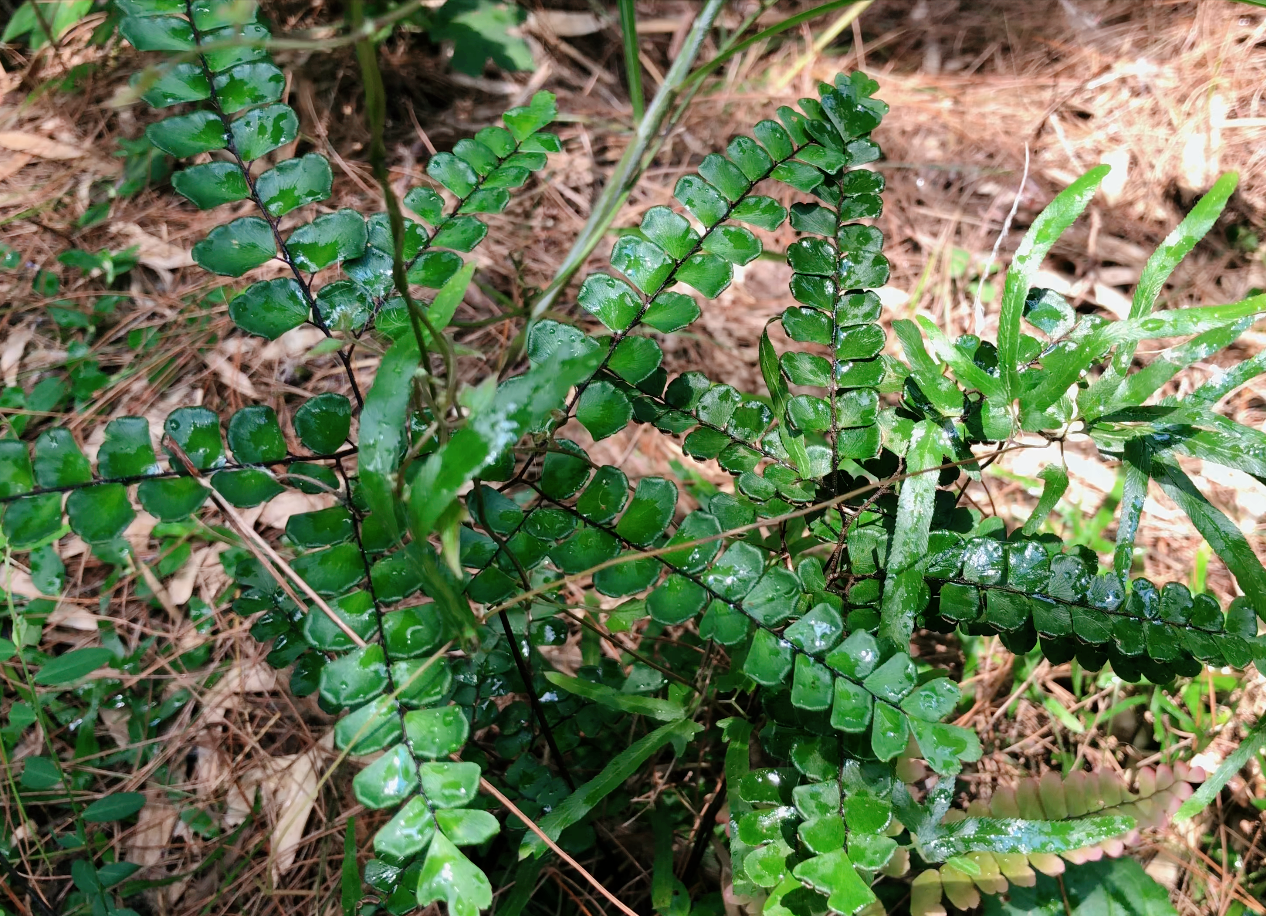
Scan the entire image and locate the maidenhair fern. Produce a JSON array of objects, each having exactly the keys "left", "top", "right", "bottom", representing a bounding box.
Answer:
[{"left": 2, "top": 4, "right": 1264, "bottom": 916}]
